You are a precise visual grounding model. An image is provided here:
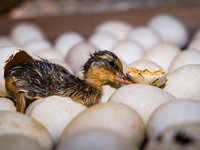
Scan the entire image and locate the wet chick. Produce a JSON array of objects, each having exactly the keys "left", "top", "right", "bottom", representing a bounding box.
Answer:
[{"left": 4, "top": 50, "right": 132, "bottom": 113}]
